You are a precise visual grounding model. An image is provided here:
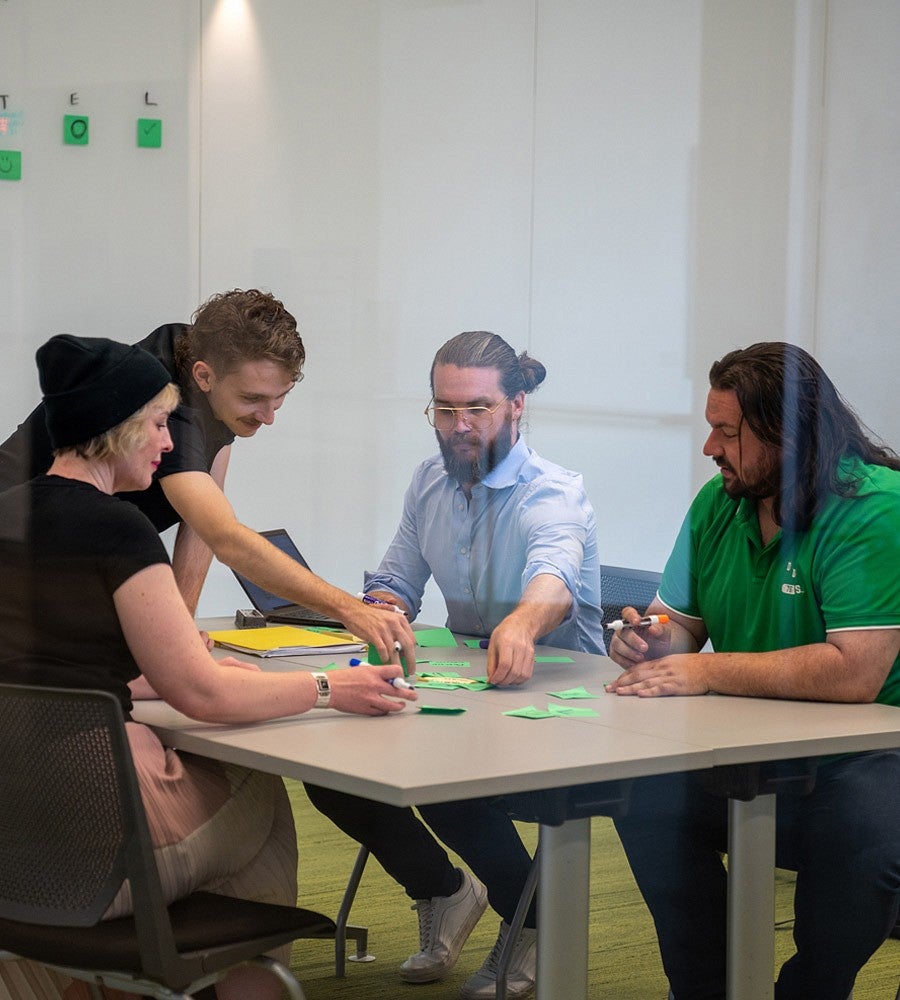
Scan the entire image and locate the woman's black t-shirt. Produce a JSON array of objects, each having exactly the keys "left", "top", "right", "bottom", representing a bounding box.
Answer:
[{"left": 0, "top": 476, "right": 170, "bottom": 712}]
